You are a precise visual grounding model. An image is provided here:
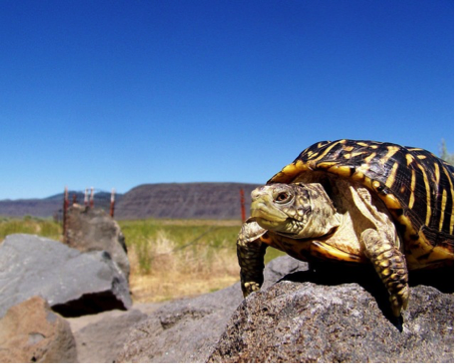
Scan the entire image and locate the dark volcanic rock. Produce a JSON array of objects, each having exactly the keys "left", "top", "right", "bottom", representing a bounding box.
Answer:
[
  {"left": 209, "top": 257, "right": 454, "bottom": 363},
  {"left": 0, "top": 234, "right": 131, "bottom": 318},
  {"left": 65, "top": 204, "right": 130, "bottom": 280},
  {"left": 115, "top": 182, "right": 259, "bottom": 220},
  {"left": 115, "top": 282, "right": 244, "bottom": 363},
  {"left": 115, "top": 258, "right": 306, "bottom": 363},
  {"left": 69, "top": 308, "right": 150, "bottom": 363},
  {"left": 261, "top": 255, "right": 310, "bottom": 290},
  {"left": 67, "top": 255, "right": 453, "bottom": 363}
]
